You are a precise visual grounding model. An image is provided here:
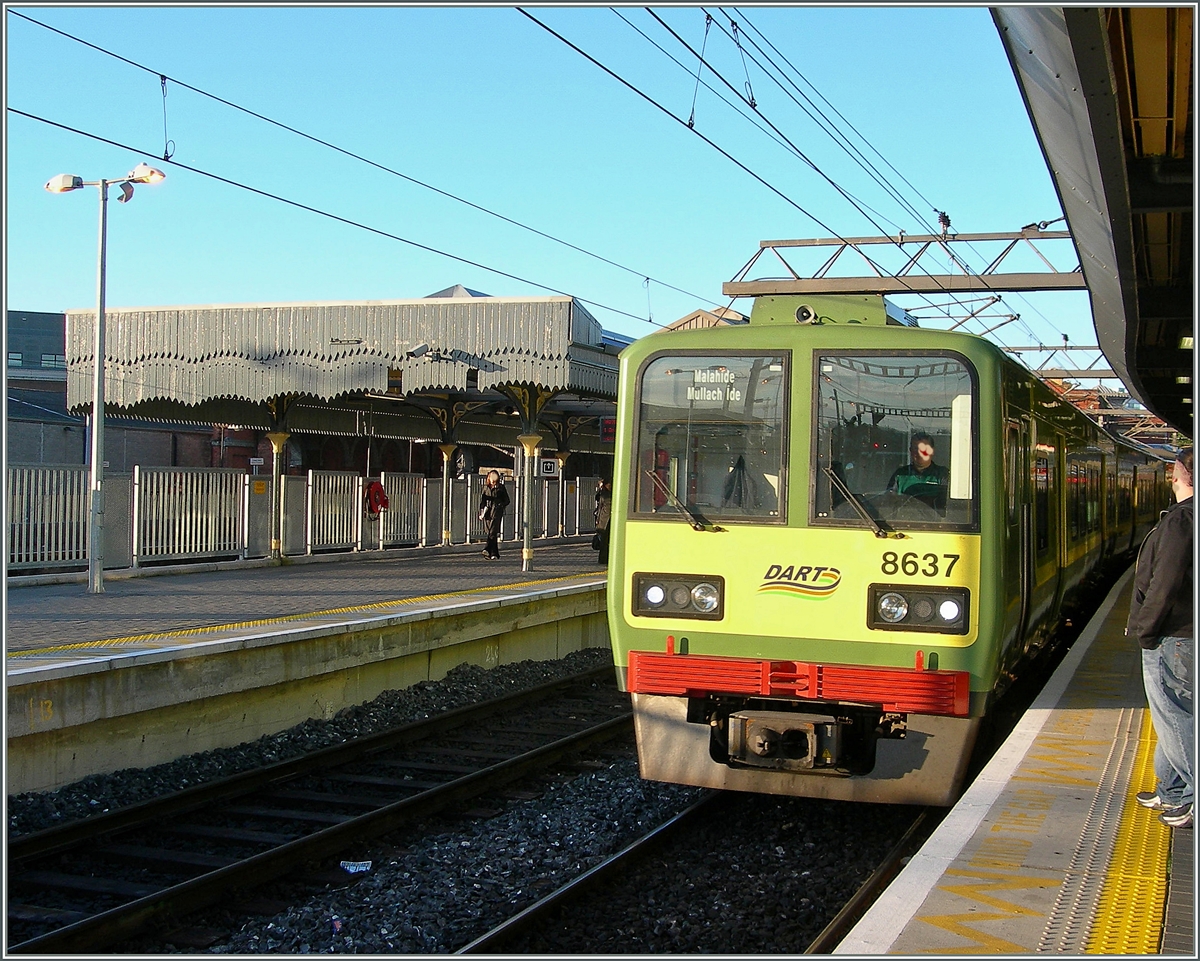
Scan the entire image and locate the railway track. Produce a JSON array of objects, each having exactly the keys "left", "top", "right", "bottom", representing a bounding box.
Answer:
[
  {"left": 7, "top": 668, "right": 630, "bottom": 954},
  {"left": 454, "top": 794, "right": 936, "bottom": 954}
]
